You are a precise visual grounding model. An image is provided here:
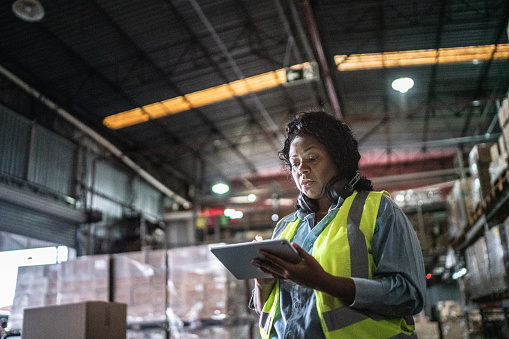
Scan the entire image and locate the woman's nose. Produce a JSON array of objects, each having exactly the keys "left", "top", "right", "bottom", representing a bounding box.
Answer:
[{"left": 298, "top": 162, "right": 310, "bottom": 174}]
